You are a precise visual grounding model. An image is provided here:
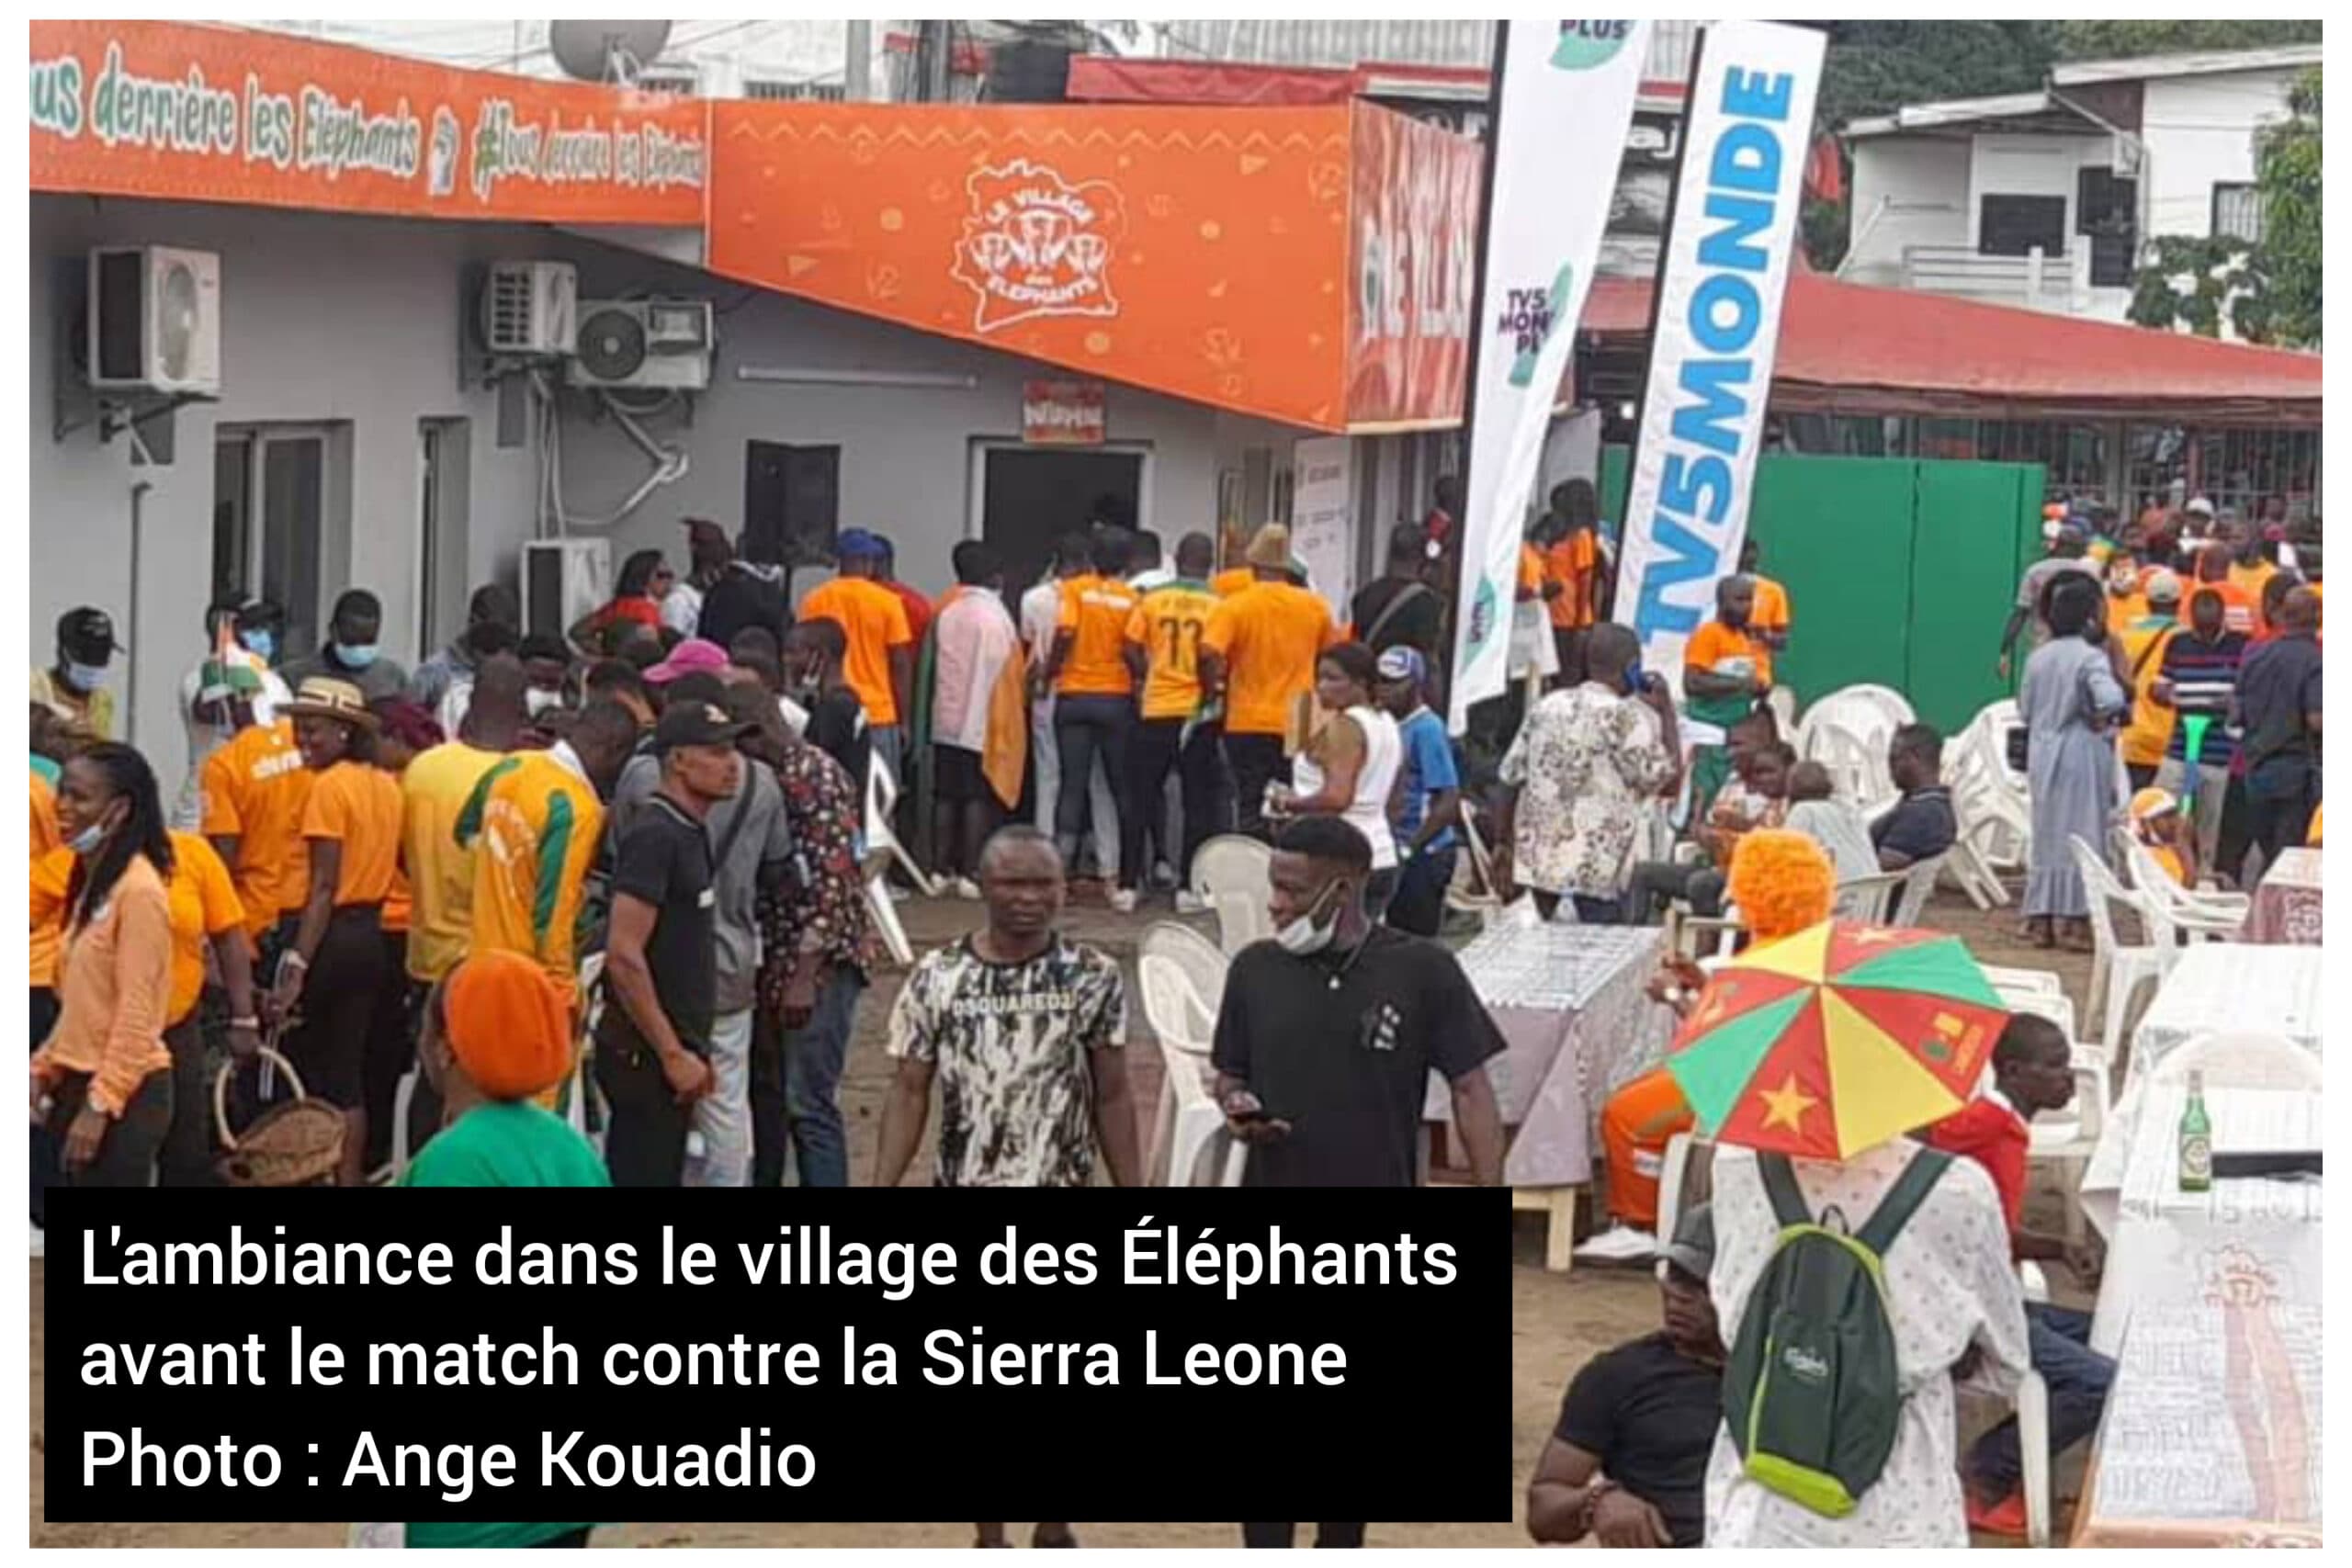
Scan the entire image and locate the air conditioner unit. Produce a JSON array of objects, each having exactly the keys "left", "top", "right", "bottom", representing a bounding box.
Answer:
[
  {"left": 87, "top": 245, "right": 221, "bottom": 396},
  {"left": 570, "top": 299, "right": 715, "bottom": 390},
  {"left": 481, "top": 261, "right": 578, "bottom": 357},
  {"left": 521, "top": 537, "right": 611, "bottom": 638}
]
